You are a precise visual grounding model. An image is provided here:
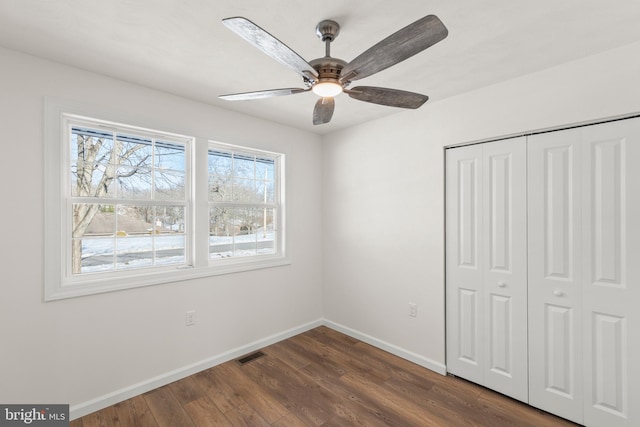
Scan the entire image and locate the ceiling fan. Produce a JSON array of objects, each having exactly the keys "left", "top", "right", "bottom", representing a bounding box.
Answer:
[{"left": 219, "top": 15, "right": 448, "bottom": 125}]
